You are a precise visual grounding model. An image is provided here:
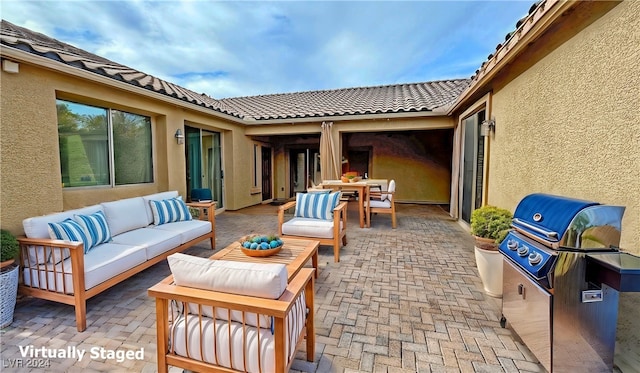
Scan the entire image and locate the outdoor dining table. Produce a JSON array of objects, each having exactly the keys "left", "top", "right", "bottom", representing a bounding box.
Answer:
[{"left": 319, "top": 180, "right": 370, "bottom": 228}]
